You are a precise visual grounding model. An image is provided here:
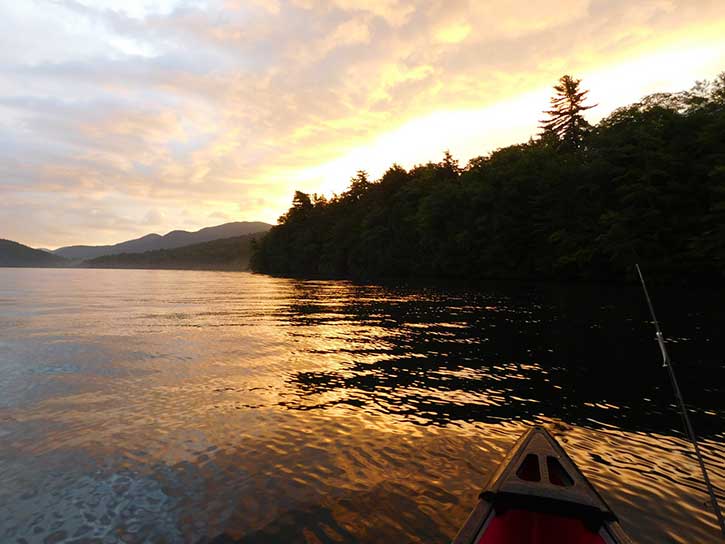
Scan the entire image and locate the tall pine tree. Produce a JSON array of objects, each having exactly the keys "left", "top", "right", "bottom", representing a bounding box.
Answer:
[{"left": 540, "top": 75, "right": 597, "bottom": 149}]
